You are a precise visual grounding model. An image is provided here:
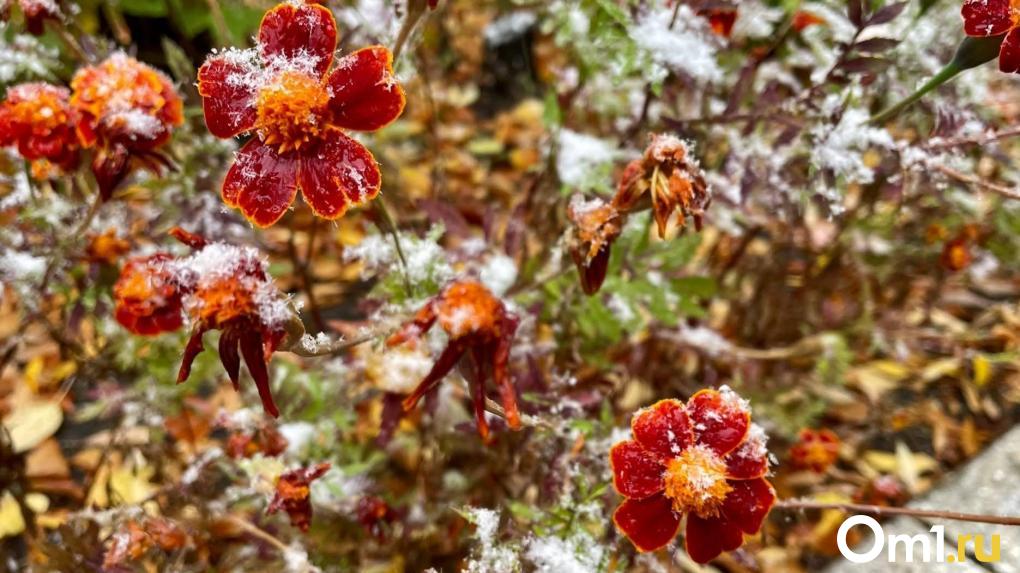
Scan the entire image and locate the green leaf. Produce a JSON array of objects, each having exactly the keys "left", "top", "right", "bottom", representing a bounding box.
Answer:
[{"left": 117, "top": 0, "right": 169, "bottom": 17}]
